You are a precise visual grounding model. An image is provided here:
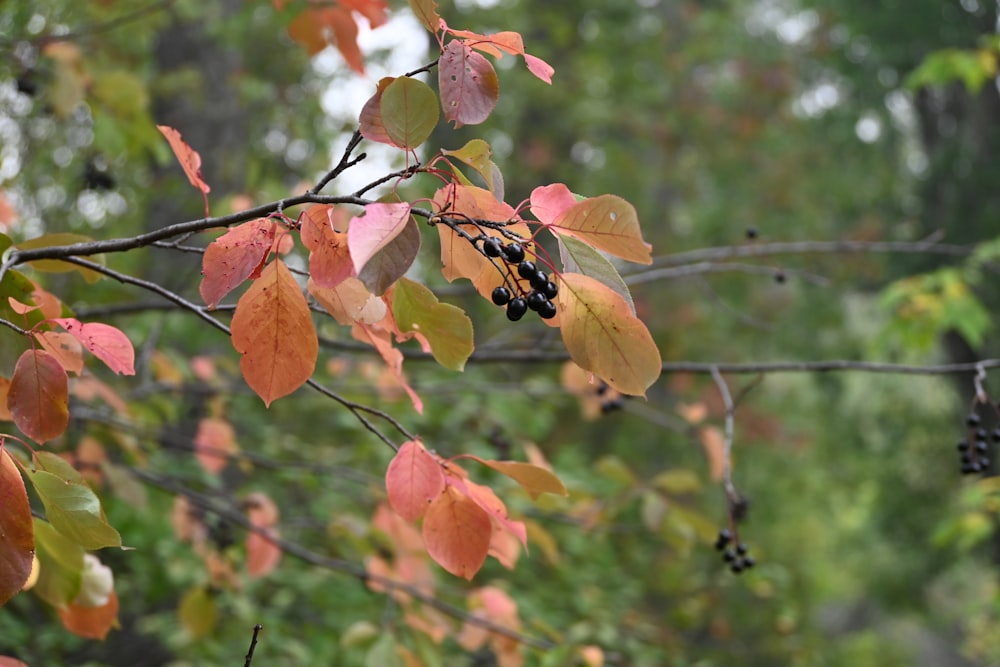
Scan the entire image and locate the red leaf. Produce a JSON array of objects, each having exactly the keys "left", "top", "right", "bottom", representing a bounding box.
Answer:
[
  {"left": 439, "top": 41, "right": 499, "bottom": 128},
  {"left": 301, "top": 205, "right": 353, "bottom": 289},
  {"left": 386, "top": 439, "right": 446, "bottom": 521},
  {"left": 422, "top": 485, "right": 491, "bottom": 580},
  {"left": 0, "top": 446, "right": 34, "bottom": 607},
  {"left": 8, "top": 350, "right": 69, "bottom": 443},
  {"left": 156, "top": 125, "right": 210, "bottom": 194},
  {"left": 52, "top": 319, "right": 135, "bottom": 375},
  {"left": 359, "top": 78, "right": 399, "bottom": 147},
  {"left": 443, "top": 24, "right": 554, "bottom": 83},
  {"left": 447, "top": 476, "right": 527, "bottom": 549},
  {"left": 529, "top": 183, "right": 577, "bottom": 225},
  {"left": 230, "top": 260, "right": 318, "bottom": 406},
  {"left": 199, "top": 218, "right": 277, "bottom": 308},
  {"left": 193, "top": 417, "right": 238, "bottom": 475},
  {"left": 348, "top": 202, "right": 413, "bottom": 275},
  {"left": 327, "top": 6, "right": 365, "bottom": 75},
  {"left": 58, "top": 591, "right": 119, "bottom": 640},
  {"left": 0, "top": 657, "right": 30, "bottom": 667}
]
